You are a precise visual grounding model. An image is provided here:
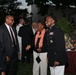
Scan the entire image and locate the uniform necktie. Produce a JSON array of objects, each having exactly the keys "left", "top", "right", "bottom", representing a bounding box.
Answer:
[{"left": 9, "top": 27, "right": 16, "bottom": 47}]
